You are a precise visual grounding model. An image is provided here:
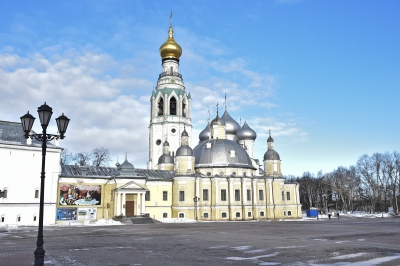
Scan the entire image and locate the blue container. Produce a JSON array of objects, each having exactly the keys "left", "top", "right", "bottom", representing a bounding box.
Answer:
[{"left": 306, "top": 209, "right": 318, "bottom": 218}]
